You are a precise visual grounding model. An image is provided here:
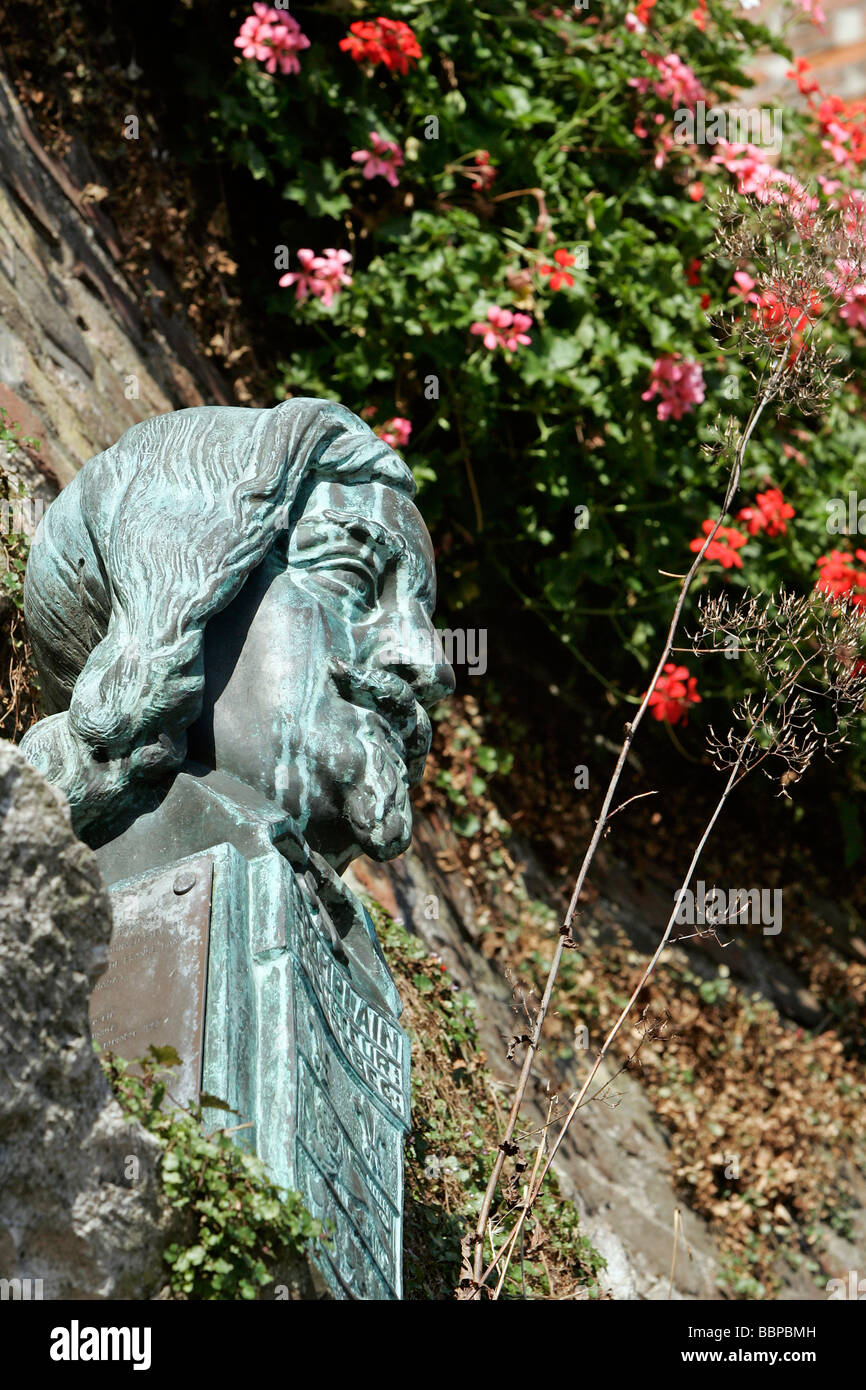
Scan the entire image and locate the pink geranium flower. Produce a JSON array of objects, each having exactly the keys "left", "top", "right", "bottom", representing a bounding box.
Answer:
[
  {"left": 470, "top": 305, "right": 533, "bottom": 354},
  {"left": 642, "top": 354, "right": 705, "bottom": 421},
  {"left": 711, "top": 140, "right": 818, "bottom": 227},
  {"left": 628, "top": 51, "right": 707, "bottom": 111},
  {"left": 375, "top": 417, "right": 412, "bottom": 449},
  {"left": 838, "top": 189, "right": 866, "bottom": 244},
  {"left": 278, "top": 248, "right": 353, "bottom": 306},
  {"left": 234, "top": 4, "right": 310, "bottom": 76},
  {"left": 351, "top": 132, "right": 404, "bottom": 188},
  {"left": 794, "top": 0, "right": 826, "bottom": 27},
  {"left": 827, "top": 259, "right": 866, "bottom": 330},
  {"left": 653, "top": 133, "right": 675, "bottom": 169},
  {"left": 730, "top": 270, "right": 759, "bottom": 303},
  {"left": 823, "top": 120, "right": 853, "bottom": 166}
]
